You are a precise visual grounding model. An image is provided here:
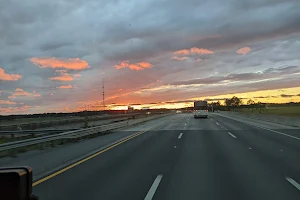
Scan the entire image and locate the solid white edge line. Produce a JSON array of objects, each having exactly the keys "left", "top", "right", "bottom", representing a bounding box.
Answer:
[
  {"left": 178, "top": 133, "right": 183, "bottom": 139},
  {"left": 217, "top": 114, "right": 300, "bottom": 141},
  {"left": 144, "top": 174, "right": 163, "bottom": 200},
  {"left": 286, "top": 177, "right": 300, "bottom": 191},
  {"left": 228, "top": 132, "right": 237, "bottom": 138}
]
